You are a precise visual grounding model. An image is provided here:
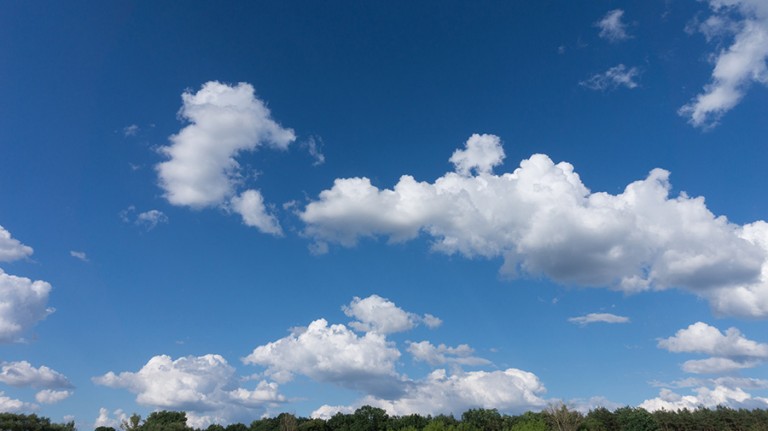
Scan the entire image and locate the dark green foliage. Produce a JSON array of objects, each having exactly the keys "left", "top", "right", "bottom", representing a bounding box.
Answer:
[
  {"left": 143, "top": 411, "right": 190, "bottom": 431},
  {"left": 614, "top": 407, "right": 658, "bottom": 431},
  {"left": 95, "top": 427, "right": 117, "bottom": 431},
  {"left": 461, "top": 409, "right": 503, "bottom": 431},
  {"left": 0, "top": 413, "right": 75, "bottom": 431}
]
